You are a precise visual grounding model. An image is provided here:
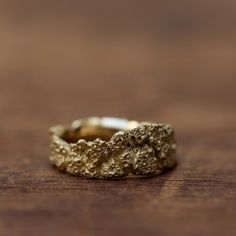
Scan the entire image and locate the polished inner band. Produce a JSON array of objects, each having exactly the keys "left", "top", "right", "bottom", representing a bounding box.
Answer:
[
  {"left": 62, "top": 117, "right": 139, "bottom": 143},
  {"left": 49, "top": 117, "right": 177, "bottom": 178}
]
